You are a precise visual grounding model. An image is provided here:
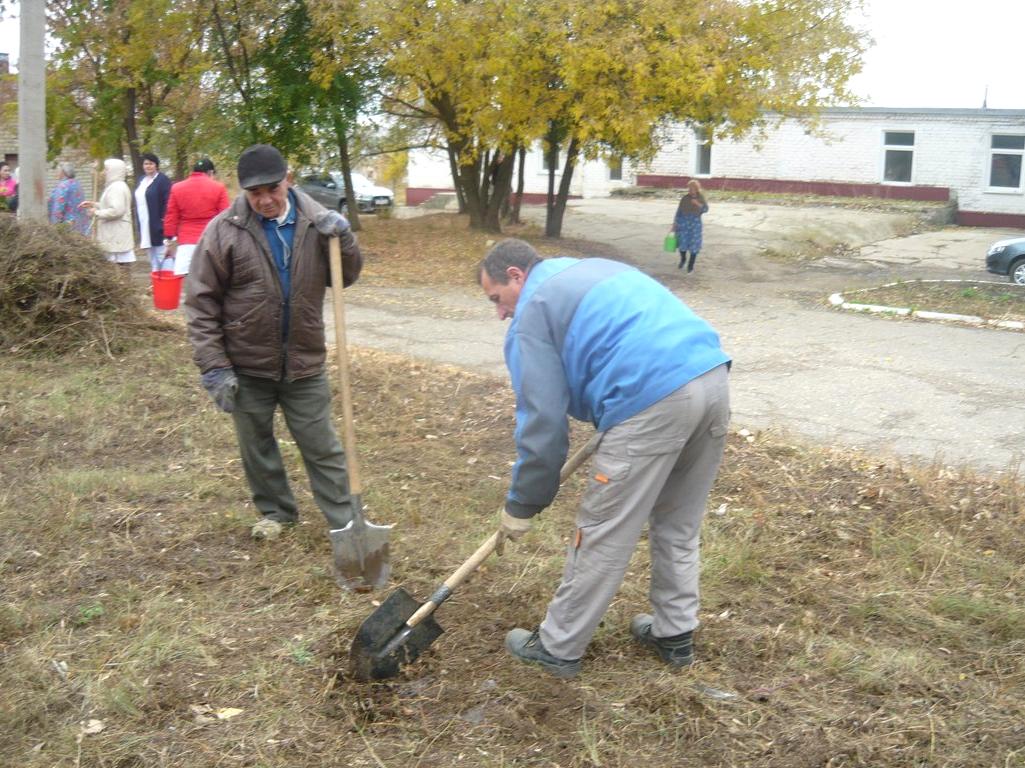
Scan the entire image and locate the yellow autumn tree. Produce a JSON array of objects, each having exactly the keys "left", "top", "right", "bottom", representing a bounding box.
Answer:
[{"left": 352, "top": 0, "right": 867, "bottom": 234}]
